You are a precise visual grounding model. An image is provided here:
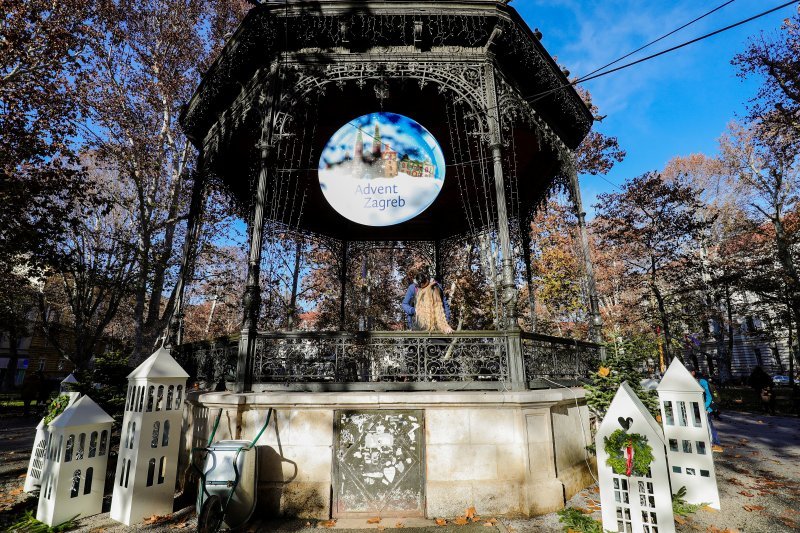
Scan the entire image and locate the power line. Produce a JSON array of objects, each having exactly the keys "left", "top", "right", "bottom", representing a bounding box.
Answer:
[
  {"left": 575, "top": 0, "right": 737, "bottom": 84},
  {"left": 528, "top": 0, "right": 799, "bottom": 104}
]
